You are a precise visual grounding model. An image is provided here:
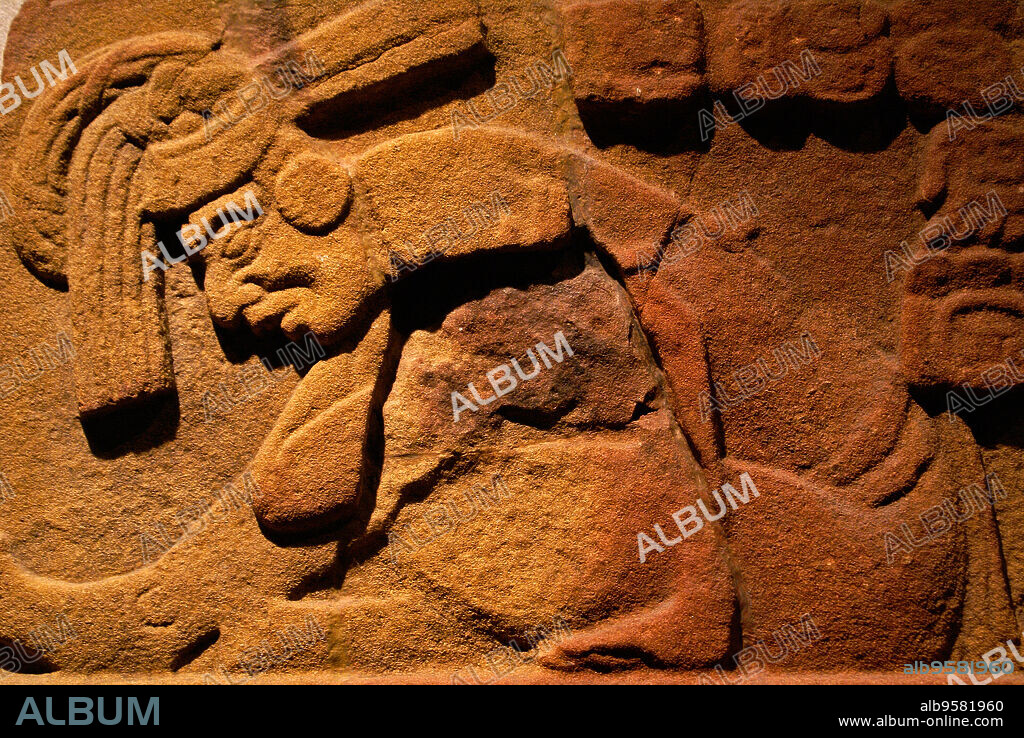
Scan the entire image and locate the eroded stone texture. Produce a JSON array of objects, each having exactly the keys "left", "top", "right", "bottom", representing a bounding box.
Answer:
[
  {"left": 706, "top": 0, "right": 892, "bottom": 104},
  {"left": 562, "top": 0, "right": 705, "bottom": 109},
  {"left": 0, "top": 0, "right": 1021, "bottom": 684},
  {"left": 901, "top": 119, "right": 1024, "bottom": 389},
  {"left": 892, "top": 0, "right": 1022, "bottom": 115}
]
